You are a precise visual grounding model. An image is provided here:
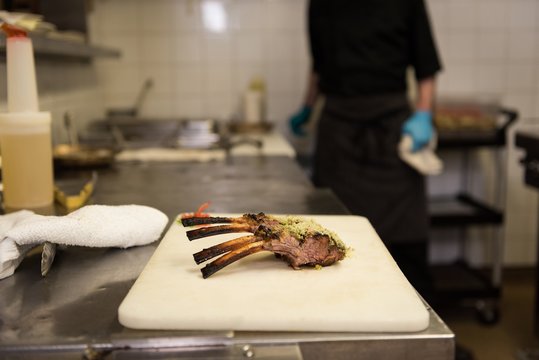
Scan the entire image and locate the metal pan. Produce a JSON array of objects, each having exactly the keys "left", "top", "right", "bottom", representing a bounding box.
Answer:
[
  {"left": 53, "top": 144, "right": 116, "bottom": 168},
  {"left": 53, "top": 112, "right": 116, "bottom": 168}
]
